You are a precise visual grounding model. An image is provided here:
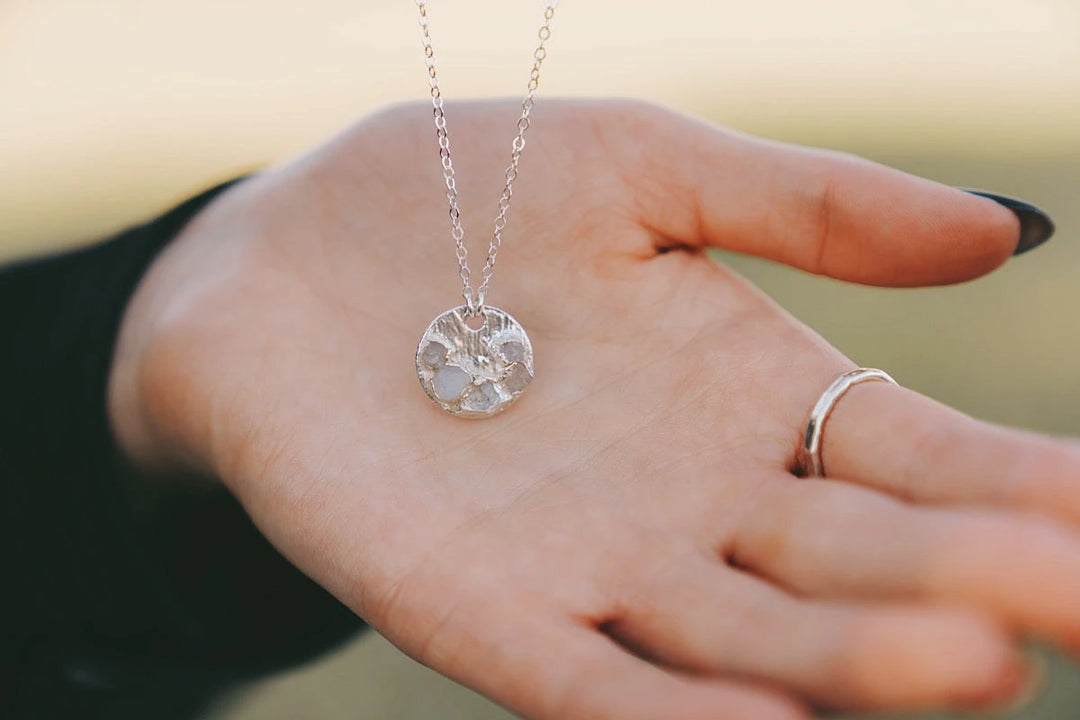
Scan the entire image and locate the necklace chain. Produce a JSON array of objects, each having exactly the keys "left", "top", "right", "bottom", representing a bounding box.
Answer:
[{"left": 416, "top": 0, "right": 558, "bottom": 316}]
